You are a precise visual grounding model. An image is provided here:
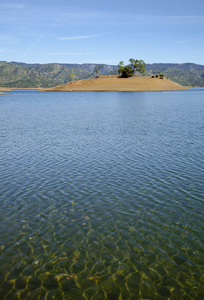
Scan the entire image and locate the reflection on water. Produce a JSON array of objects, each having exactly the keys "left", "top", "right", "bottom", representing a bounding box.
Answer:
[{"left": 0, "top": 90, "right": 203, "bottom": 299}]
